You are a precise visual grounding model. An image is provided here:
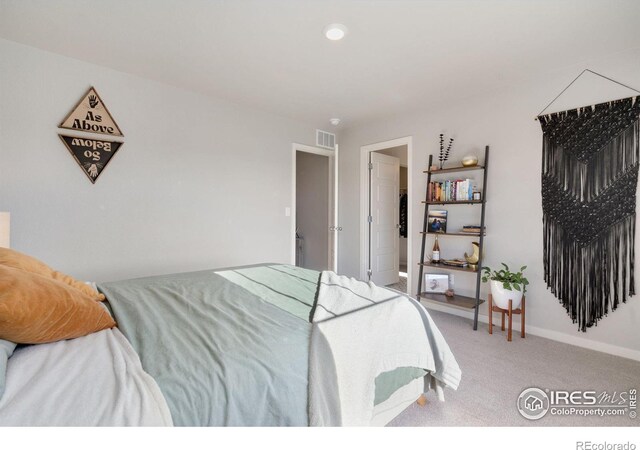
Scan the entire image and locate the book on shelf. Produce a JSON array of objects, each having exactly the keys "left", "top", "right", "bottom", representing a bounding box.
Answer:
[
  {"left": 455, "top": 225, "right": 484, "bottom": 235},
  {"left": 427, "top": 178, "right": 478, "bottom": 202},
  {"left": 441, "top": 259, "right": 469, "bottom": 268}
]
